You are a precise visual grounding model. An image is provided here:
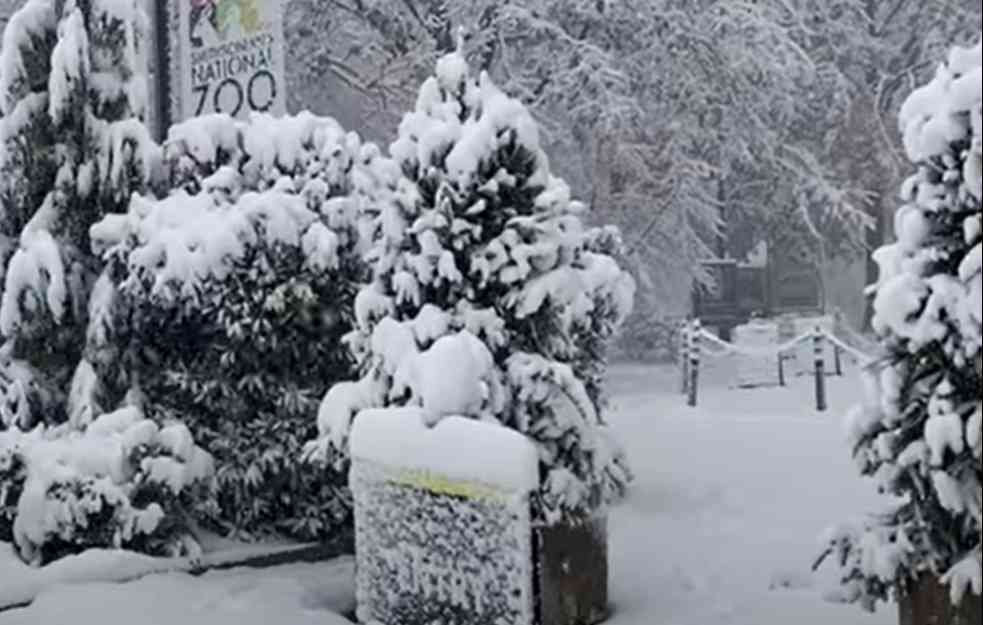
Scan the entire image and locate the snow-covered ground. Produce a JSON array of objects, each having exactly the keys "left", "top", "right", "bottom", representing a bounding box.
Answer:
[
  {"left": 1, "top": 362, "right": 895, "bottom": 625},
  {"left": 0, "top": 558, "right": 356, "bottom": 625},
  {"left": 605, "top": 362, "right": 892, "bottom": 625}
]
